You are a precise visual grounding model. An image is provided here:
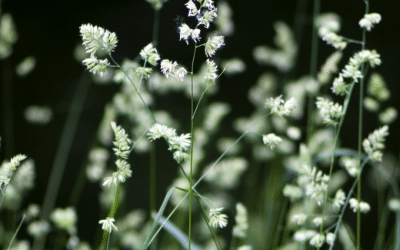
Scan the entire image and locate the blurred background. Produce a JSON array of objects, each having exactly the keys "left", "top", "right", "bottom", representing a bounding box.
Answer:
[{"left": 0, "top": 0, "right": 399, "bottom": 248}]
